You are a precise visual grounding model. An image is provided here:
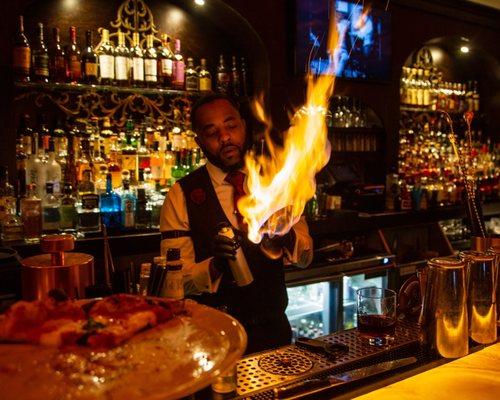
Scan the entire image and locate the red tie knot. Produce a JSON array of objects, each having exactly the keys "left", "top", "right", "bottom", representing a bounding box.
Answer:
[{"left": 224, "top": 170, "right": 246, "bottom": 195}]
